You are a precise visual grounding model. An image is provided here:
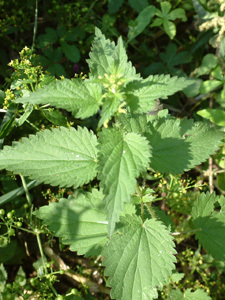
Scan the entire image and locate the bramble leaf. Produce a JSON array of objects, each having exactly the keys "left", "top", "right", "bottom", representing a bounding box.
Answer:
[
  {"left": 0, "top": 127, "right": 98, "bottom": 188},
  {"left": 98, "top": 128, "right": 150, "bottom": 236},
  {"left": 148, "top": 118, "right": 224, "bottom": 173},
  {"left": 16, "top": 79, "right": 102, "bottom": 119},
  {"left": 102, "top": 215, "right": 176, "bottom": 300},
  {"left": 35, "top": 189, "right": 108, "bottom": 257},
  {"left": 192, "top": 192, "right": 225, "bottom": 260},
  {"left": 125, "top": 75, "right": 192, "bottom": 113}
]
